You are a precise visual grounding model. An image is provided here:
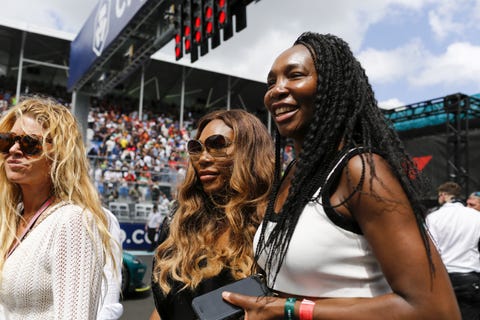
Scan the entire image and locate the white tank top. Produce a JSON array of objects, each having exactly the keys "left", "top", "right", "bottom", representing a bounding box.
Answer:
[{"left": 254, "top": 149, "right": 392, "bottom": 298}]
